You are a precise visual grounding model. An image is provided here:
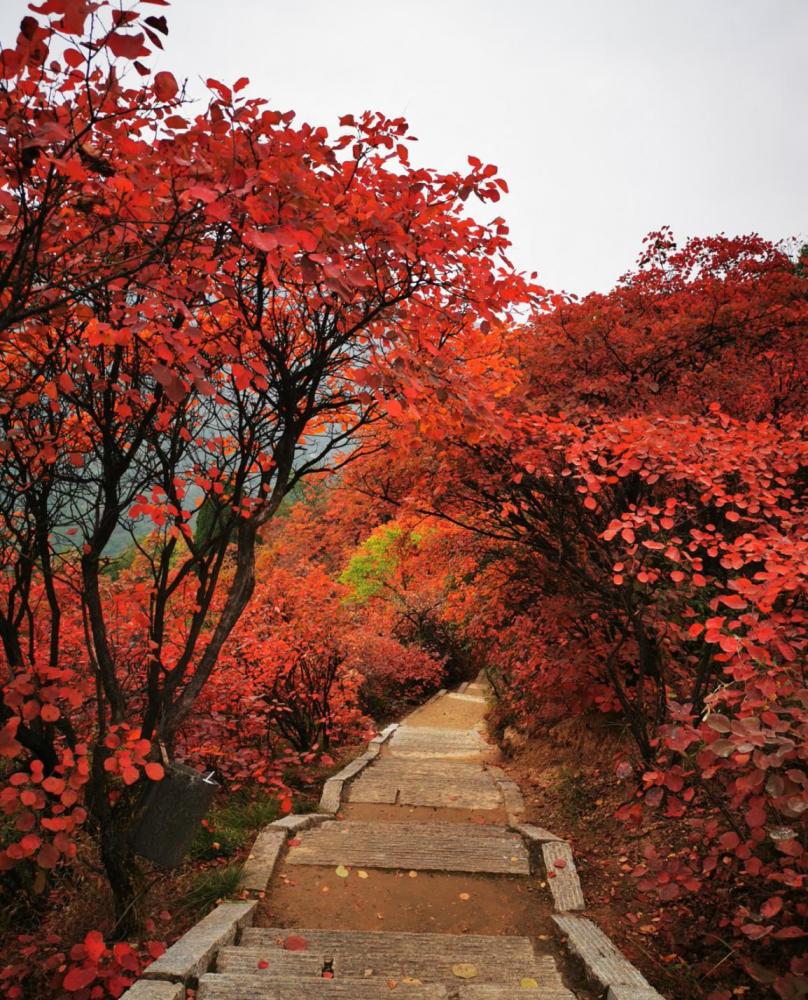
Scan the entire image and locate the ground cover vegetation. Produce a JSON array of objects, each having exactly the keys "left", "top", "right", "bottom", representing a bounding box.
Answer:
[{"left": 0, "top": 1, "right": 804, "bottom": 997}]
